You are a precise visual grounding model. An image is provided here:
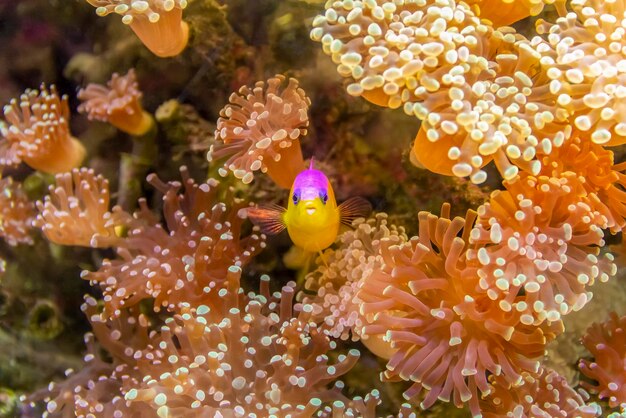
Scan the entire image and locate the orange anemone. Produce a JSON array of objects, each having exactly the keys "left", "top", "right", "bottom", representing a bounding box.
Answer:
[
  {"left": 0, "top": 85, "right": 85, "bottom": 174},
  {"left": 78, "top": 69, "right": 154, "bottom": 136}
]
